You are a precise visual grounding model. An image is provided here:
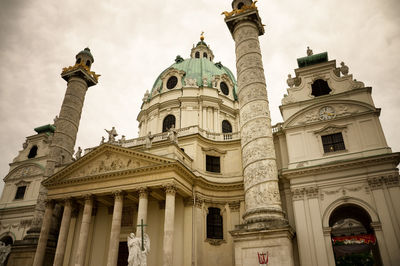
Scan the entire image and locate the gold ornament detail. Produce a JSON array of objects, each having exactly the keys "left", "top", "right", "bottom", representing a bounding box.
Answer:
[
  {"left": 221, "top": 1, "right": 258, "bottom": 18},
  {"left": 61, "top": 61, "right": 101, "bottom": 82}
]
